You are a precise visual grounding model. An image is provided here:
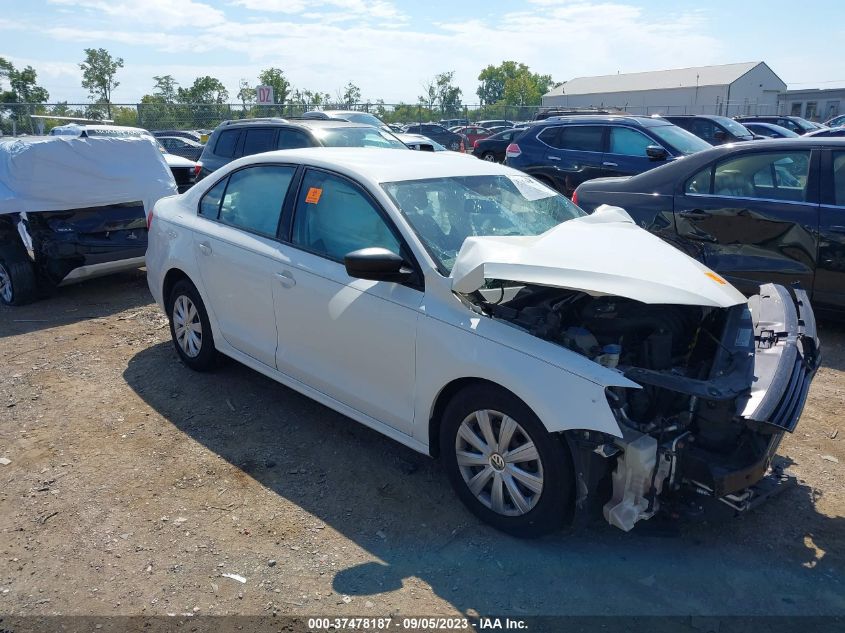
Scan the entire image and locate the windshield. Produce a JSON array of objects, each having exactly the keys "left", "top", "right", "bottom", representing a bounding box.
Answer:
[
  {"left": 313, "top": 127, "right": 407, "bottom": 149},
  {"left": 339, "top": 112, "right": 386, "bottom": 127},
  {"left": 383, "top": 174, "right": 585, "bottom": 274},
  {"left": 649, "top": 124, "right": 712, "bottom": 155},
  {"left": 717, "top": 117, "right": 753, "bottom": 139}
]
